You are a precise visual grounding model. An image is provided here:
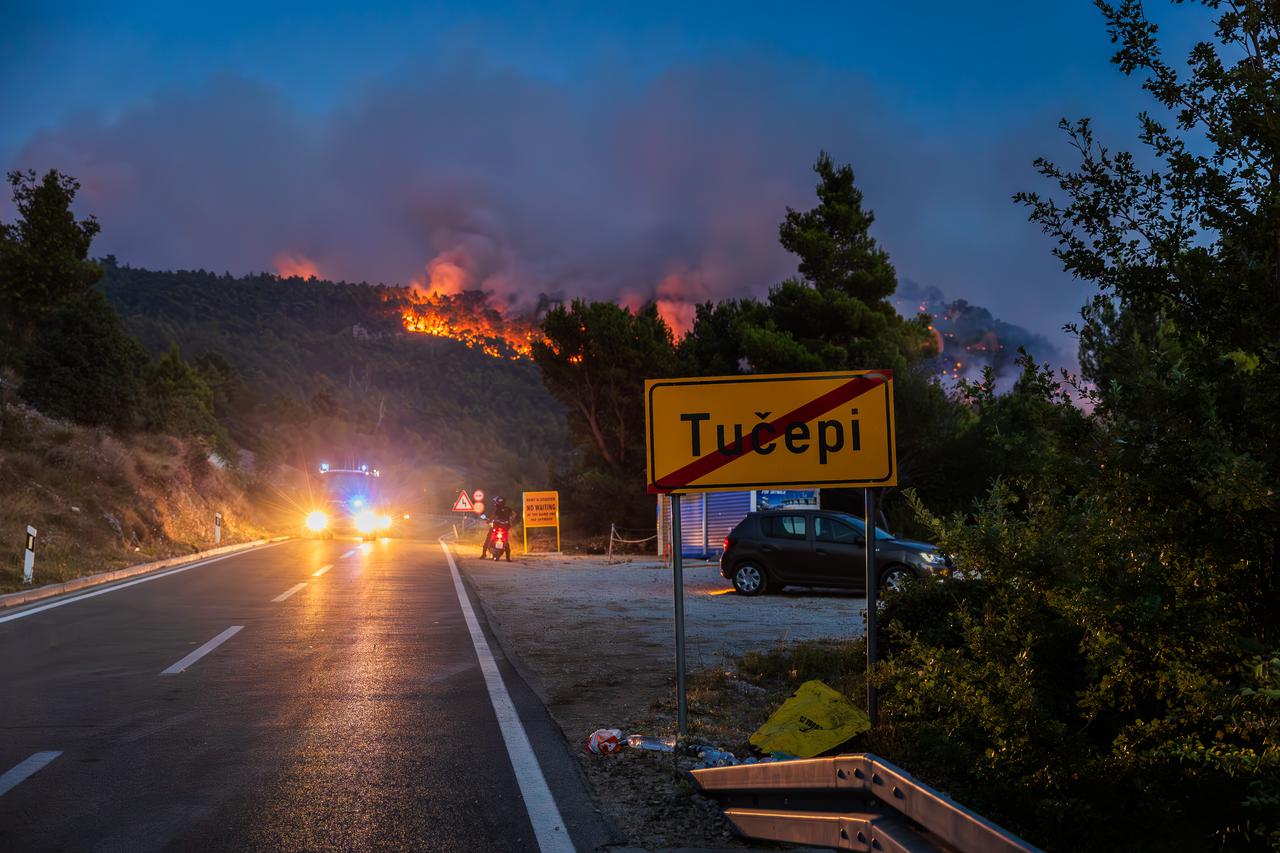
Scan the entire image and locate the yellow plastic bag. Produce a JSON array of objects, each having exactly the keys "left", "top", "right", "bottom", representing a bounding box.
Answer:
[{"left": 749, "top": 679, "right": 870, "bottom": 758}]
